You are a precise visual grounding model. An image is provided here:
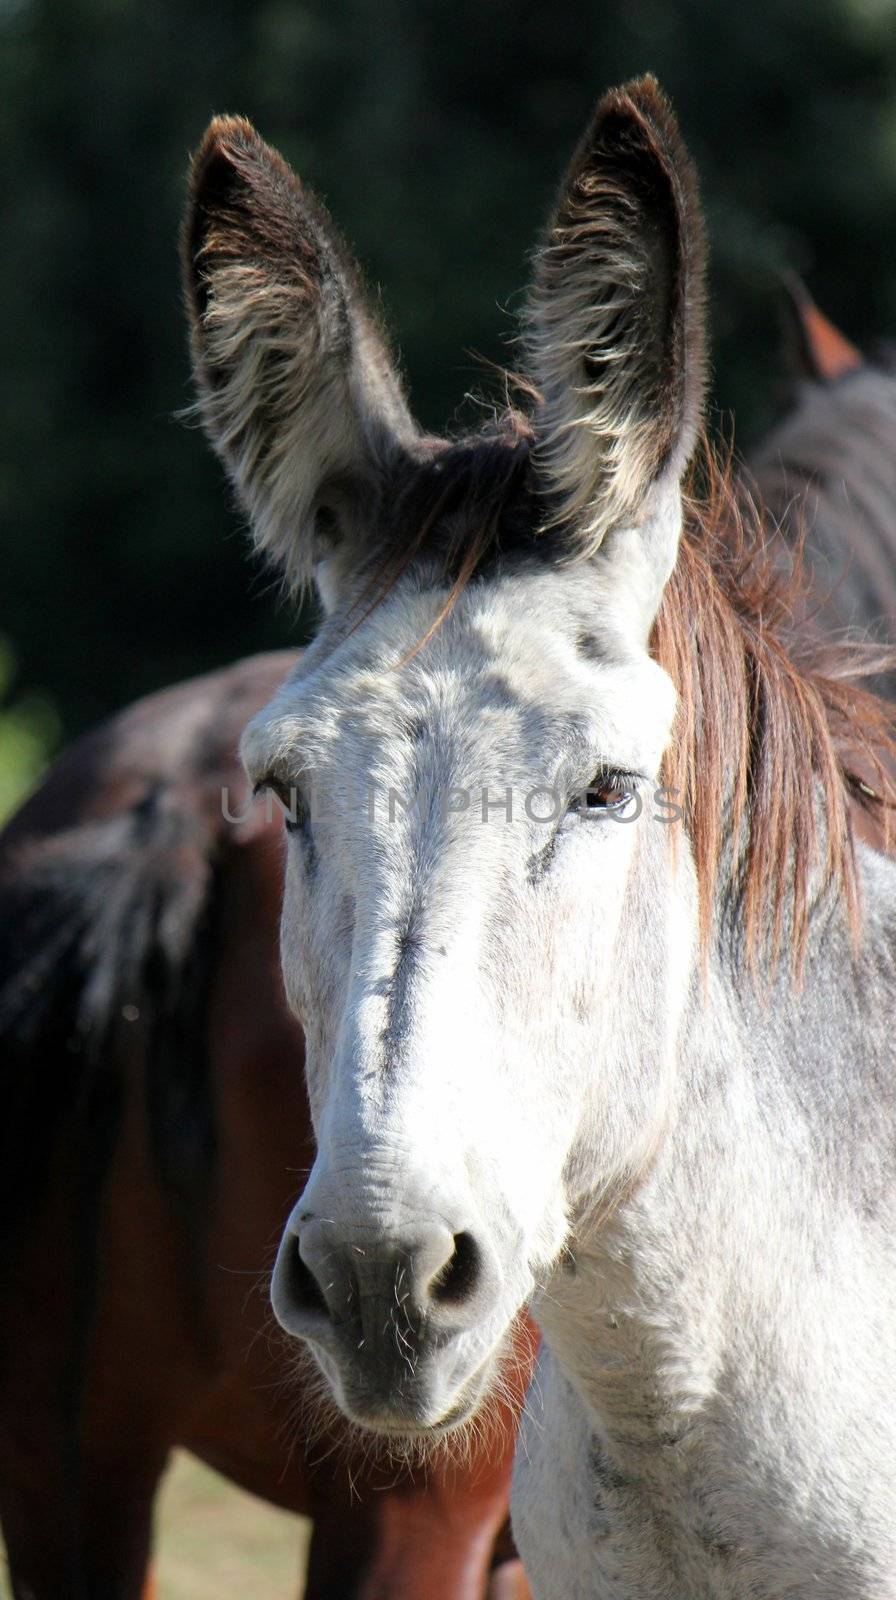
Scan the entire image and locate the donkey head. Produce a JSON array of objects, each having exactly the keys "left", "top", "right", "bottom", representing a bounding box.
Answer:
[{"left": 184, "top": 78, "right": 705, "bottom": 1436}]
